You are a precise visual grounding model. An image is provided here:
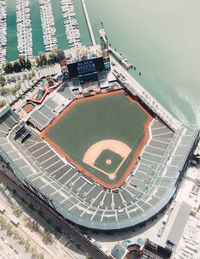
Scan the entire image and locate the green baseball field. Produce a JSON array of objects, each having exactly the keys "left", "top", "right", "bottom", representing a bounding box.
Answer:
[{"left": 42, "top": 91, "right": 151, "bottom": 187}]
